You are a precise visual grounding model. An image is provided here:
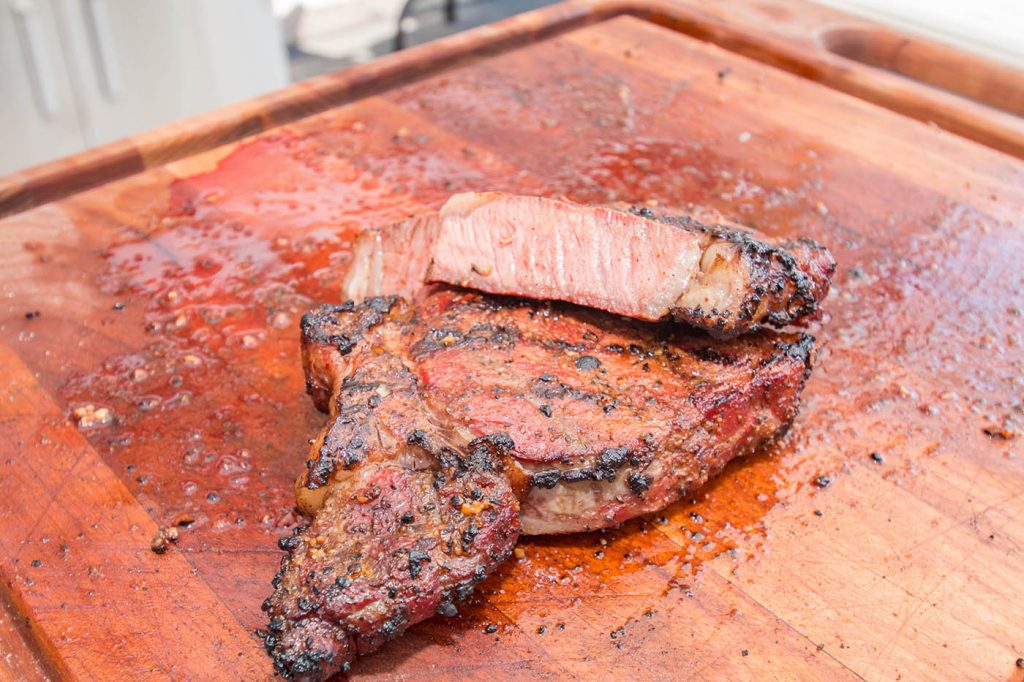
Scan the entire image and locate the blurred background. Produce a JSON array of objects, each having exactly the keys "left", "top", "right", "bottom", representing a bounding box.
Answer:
[{"left": 2, "top": 0, "right": 1021, "bottom": 175}]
